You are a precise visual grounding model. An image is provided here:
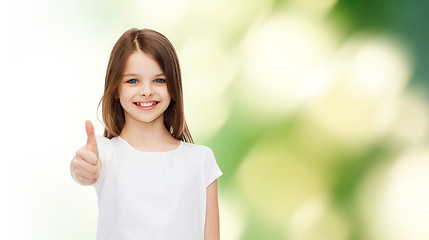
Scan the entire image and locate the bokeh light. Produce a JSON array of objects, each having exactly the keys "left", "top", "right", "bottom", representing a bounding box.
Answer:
[
  {"left": 241, "top": 14, "right": 337, "bottom": 116},
  {"left": 358, "top": 147, "right": 429, "bottom": 240},
  {"left": 307, "top": 33, "right": 413, "bottom": 145}
]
